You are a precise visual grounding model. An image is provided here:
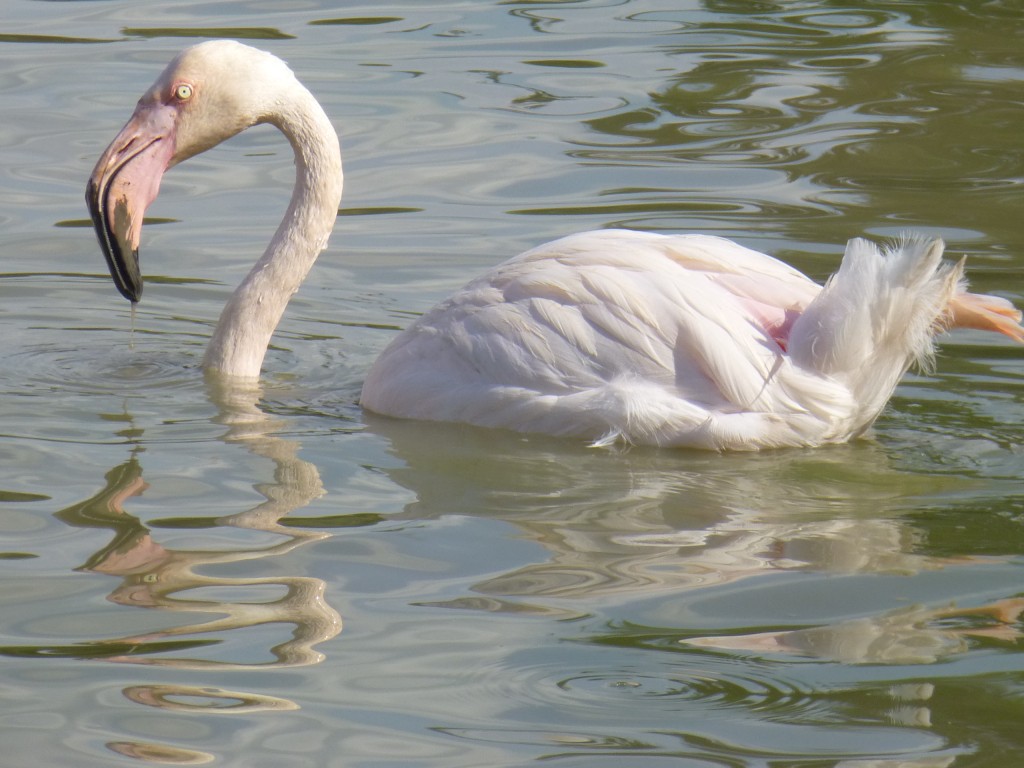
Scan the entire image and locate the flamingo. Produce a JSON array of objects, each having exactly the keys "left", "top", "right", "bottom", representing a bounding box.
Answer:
[{"left": 87, "top": 40, "right": 1024, "bottom": 450}]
